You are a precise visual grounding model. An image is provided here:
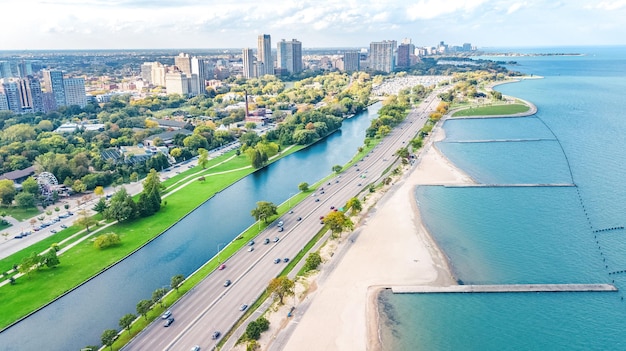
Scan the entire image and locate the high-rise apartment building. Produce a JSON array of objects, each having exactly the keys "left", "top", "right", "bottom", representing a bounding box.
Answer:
[
  {"left": 165, "top": 71, "right": 190, "bottom": 95},
  {"left": 42, "top": 69, "right": 66, "bottom": 108},
  {"left": 64, "top": 77, "right": 87, "bottom": 107},
  {"left": 175, "top": 53, "right": 192, "bottom": 75},
  {"left": 257, "top": 34, "right": 273, "bottom": 76},
  {"left": 242, "top": 48, "right": 256, "bottom": 79},
  {"left": 397, "top": 38, "right": 415, "bottom": 69},
  {"left": 277, "top": 39, "right": 303, "bottom": 75},
  {"left": 0, "top": 93, "right": 8, "bottom": 111},
  {"left": 150, "top": 62, "right": 166, "bottom": 86},
  {"left": 369, "top": 40, "right": 397, "bottom": 73},
  {"left": 343, "top": 51, "right": 360, "bottom": 72},
  {"left": 17, "top": 61, "right": 33, "bottom": 78},
  {"left": 0, "top": 62, "right": 12, "bottom": 78},
  {"left": 191, "top": 56, "right": 206, "bottom": 94},
  {"left": 0, "top": 80, "right": 21, "bottom": 113},
  {"left": 141, "top": 63, "right": 153, "bottom": 84},
  {"left": 17, "top": 76, "right": 44, "bottom": 113}
]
